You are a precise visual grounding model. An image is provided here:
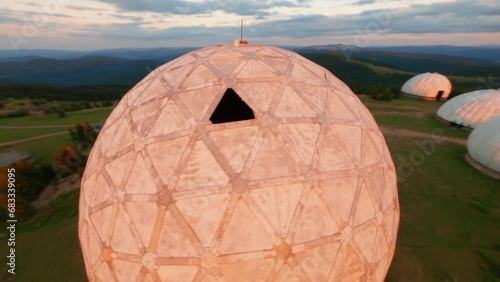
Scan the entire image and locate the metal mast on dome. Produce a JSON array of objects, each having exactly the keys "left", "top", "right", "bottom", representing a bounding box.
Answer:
[{"left": 235, "top": 18, "right": 248, "bottom": 46}]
